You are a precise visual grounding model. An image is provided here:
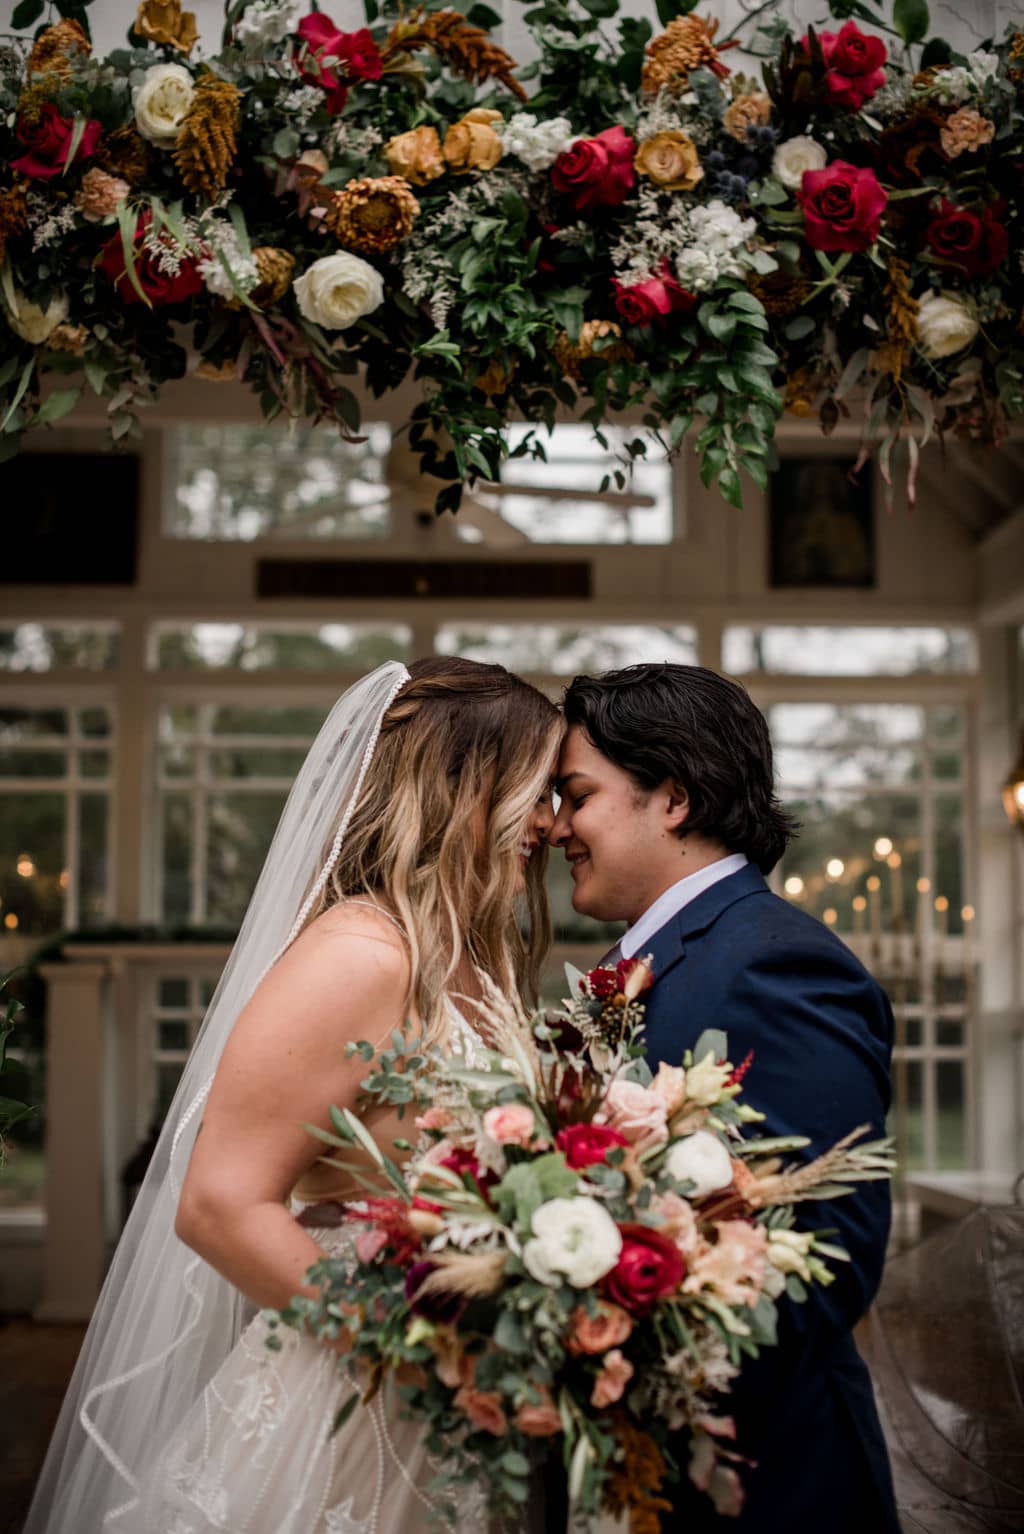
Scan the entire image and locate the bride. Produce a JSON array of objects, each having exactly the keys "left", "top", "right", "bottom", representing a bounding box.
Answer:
[{"left": 27, "top": 657, "right": 563, "bottom": 1534}]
